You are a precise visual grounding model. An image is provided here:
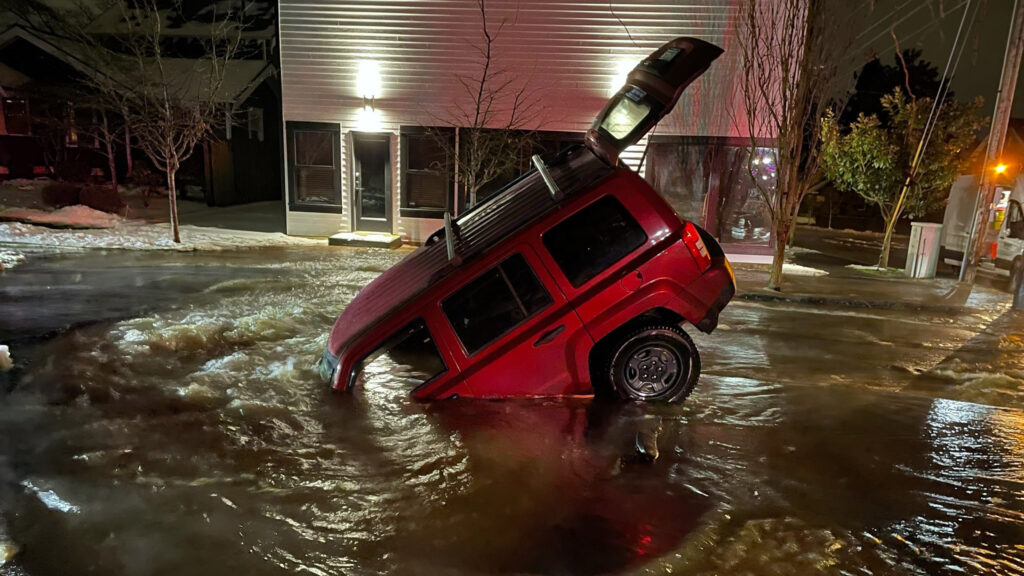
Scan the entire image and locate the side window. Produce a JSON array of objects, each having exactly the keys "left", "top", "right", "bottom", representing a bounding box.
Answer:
[
  {"left": 542, "top": 195, "right": 647, "bottom": 287},
  {"left": 1009, "top": 200, "right": 1024, "bottom": 240},
  {"left": 442, "top": 253, "right": 553, "bottom": 355},
  {"left": 357, "top": 318, "right": 446, "bottom": 388}
]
